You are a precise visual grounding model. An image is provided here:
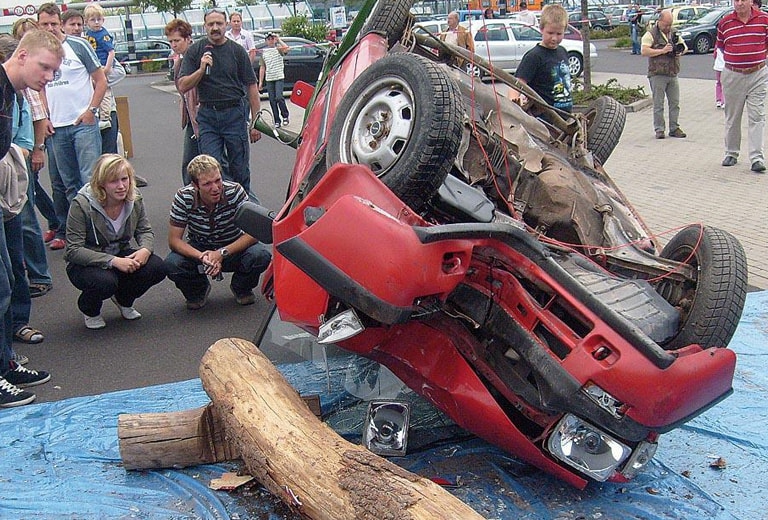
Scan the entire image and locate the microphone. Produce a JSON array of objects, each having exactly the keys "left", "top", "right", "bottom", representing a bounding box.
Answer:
[{"left": 204, "top": 44, "right": 213, "bottom": 75}]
